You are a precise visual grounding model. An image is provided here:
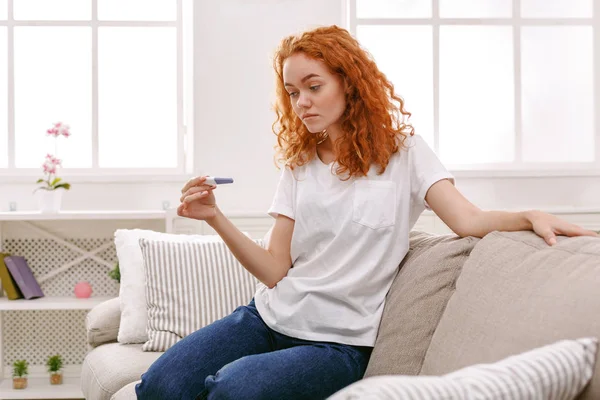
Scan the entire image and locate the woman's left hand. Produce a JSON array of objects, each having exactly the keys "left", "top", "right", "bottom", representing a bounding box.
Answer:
[{"left": 526, "top": 210, "right": 598, "bottom": 246}]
